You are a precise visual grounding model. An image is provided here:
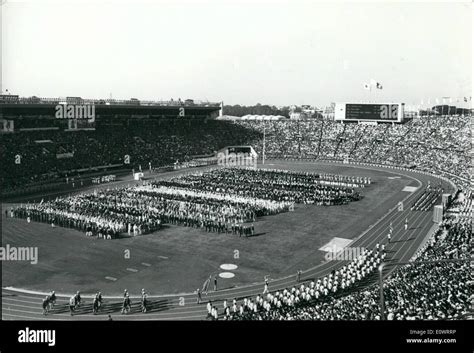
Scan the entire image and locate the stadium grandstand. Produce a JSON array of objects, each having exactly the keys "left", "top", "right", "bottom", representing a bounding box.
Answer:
[
  {"left": 1, "top": 97, "right": 471, "bottom": 197},
  {"left": 1, "top": 96, "right": 472, "bottom": 322}
]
